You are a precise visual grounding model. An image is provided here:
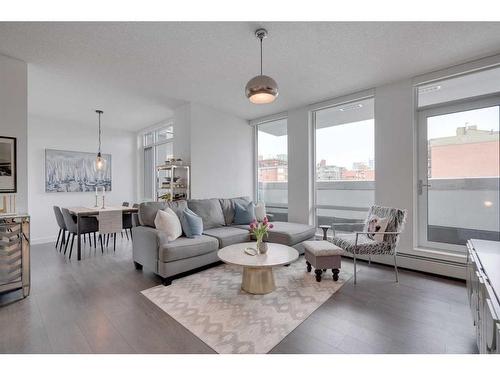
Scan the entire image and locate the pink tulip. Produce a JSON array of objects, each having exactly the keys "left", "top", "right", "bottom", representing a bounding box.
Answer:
[
  {"left": 269, "top": 223, "right": 274, "bottom": 229},
  {"left": 263, "top": 216, "right": 269, "bottom": 224}
]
